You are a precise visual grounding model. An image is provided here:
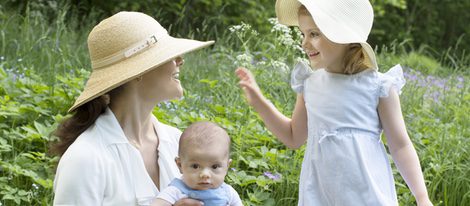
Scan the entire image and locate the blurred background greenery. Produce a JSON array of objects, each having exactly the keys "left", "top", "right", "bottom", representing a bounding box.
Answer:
[{"left": 3, "top": 0, "right": 469, "bottom": 68}]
